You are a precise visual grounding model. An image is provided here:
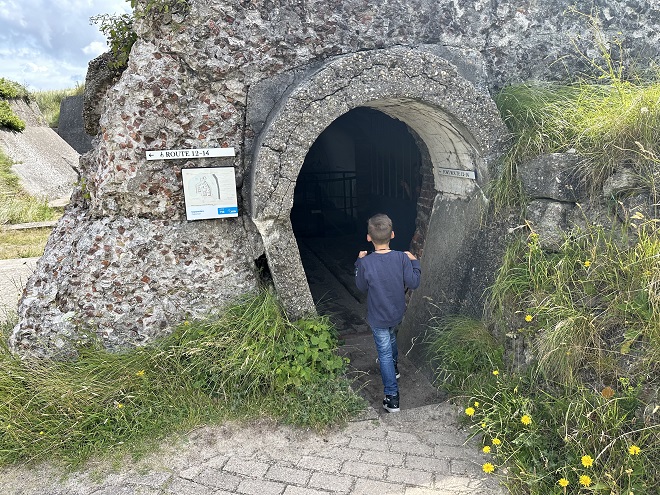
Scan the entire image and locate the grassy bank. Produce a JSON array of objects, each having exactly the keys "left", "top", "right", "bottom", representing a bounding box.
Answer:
[
  {"left": 0, "top": 290, "right": 365, "bottom": 467},
  {"left": 429, "top": 67, "right": 660, "bottom": 495}
]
